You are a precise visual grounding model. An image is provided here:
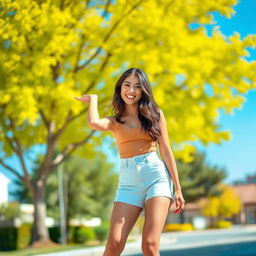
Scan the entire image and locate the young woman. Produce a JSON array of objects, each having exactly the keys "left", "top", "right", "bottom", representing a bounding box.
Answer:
[{"left": 75, "top": 68, "right": 185, "bottom": 256}]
